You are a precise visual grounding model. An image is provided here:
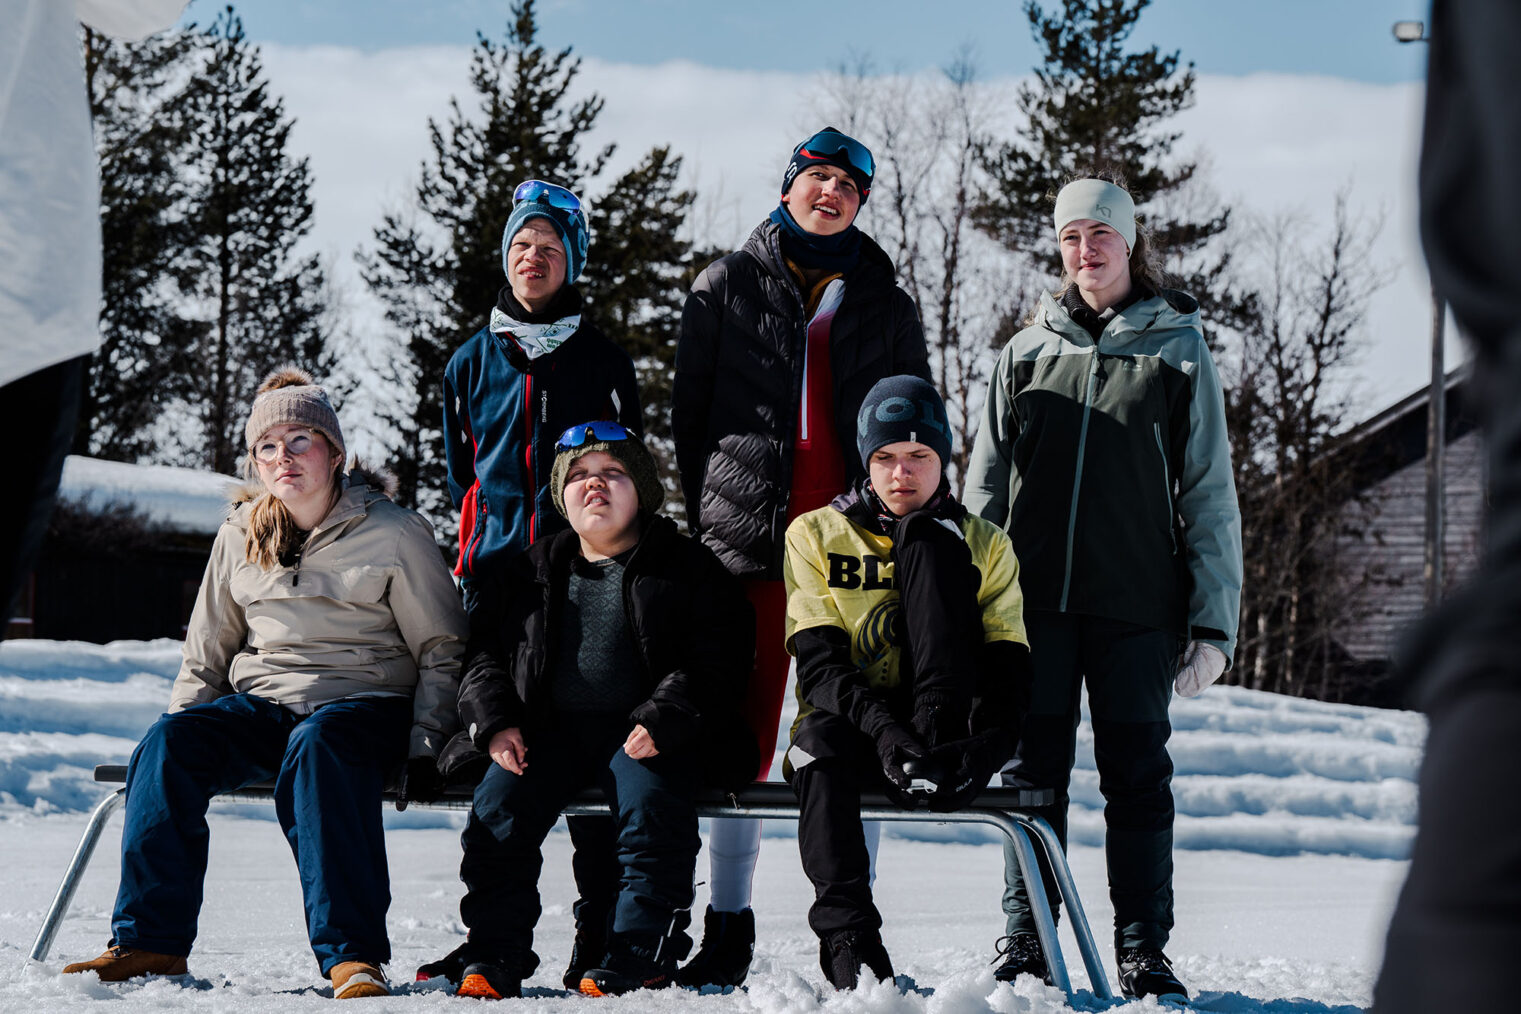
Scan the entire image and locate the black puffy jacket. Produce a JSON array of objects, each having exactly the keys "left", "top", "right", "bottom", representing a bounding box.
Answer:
[
  {"left": 672, "top": 218, "right": 930, "bottom": 580},
  {"left": 453, "top": 515, "right": 758, "bottom": 791}
]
